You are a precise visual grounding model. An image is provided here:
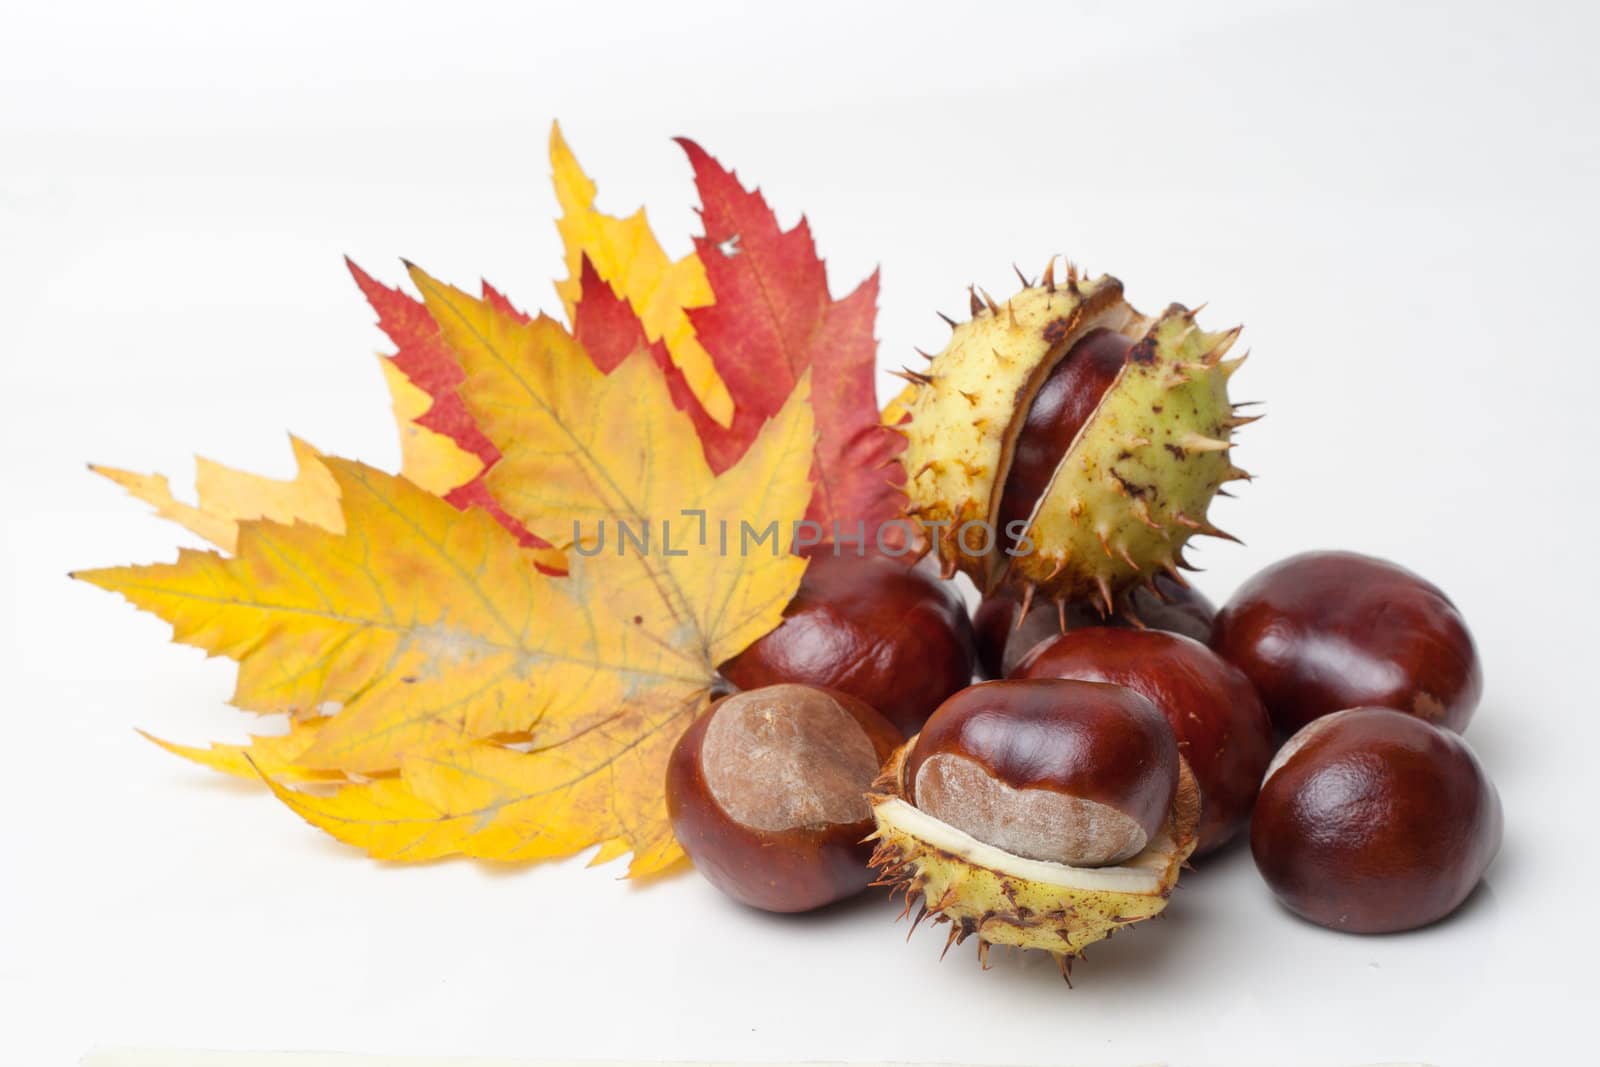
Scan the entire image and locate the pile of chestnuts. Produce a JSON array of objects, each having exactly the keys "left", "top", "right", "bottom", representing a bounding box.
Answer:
[
  {"left": 664, "top": 268, "right": 1502, "bottom": 979},
  {"left": 667, "top": 545, "right": 1500, "bottom": 961}
]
